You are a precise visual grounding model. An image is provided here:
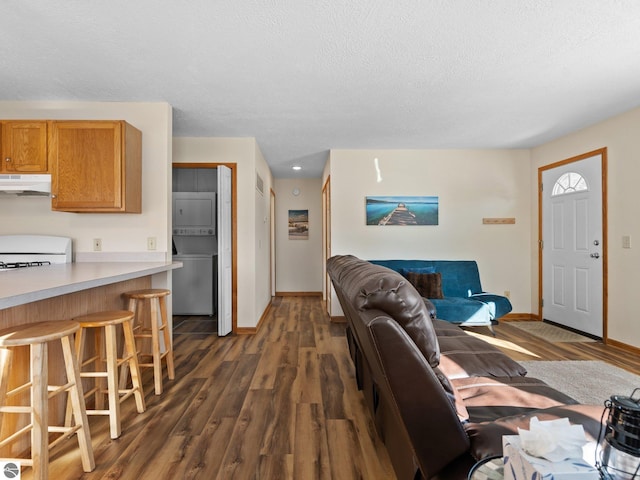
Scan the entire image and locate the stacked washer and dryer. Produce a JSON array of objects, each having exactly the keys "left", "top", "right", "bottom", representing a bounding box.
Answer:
[{"left": 171, "top": 192, "right": 217, "bottom": 316}]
